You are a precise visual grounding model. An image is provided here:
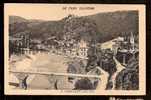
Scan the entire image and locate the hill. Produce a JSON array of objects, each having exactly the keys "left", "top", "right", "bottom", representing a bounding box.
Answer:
[
  {"left": 9, "top": 10, "right": 138, "bottom": 43},
  {"left": 9, "top": 16, "right": 28, "bottom": 24},
  {"left": 86, "top": 10, "right": 138, "bottom": 42}
]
